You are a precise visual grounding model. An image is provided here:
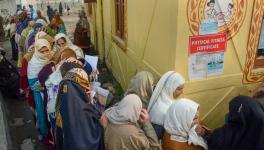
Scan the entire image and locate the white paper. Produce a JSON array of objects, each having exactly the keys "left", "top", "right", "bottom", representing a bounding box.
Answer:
[
  {"left": 91, "top": 90, "right": 96, "bottom": 98},
  {"left": 96, "top": 87, "right": 110, "bottom": 99},
  {"left": 189, "top": 53, "right": 208, "bottom": 80},
  {"left": 85, "top": 55, "right": 99, "bottom": 71}
]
